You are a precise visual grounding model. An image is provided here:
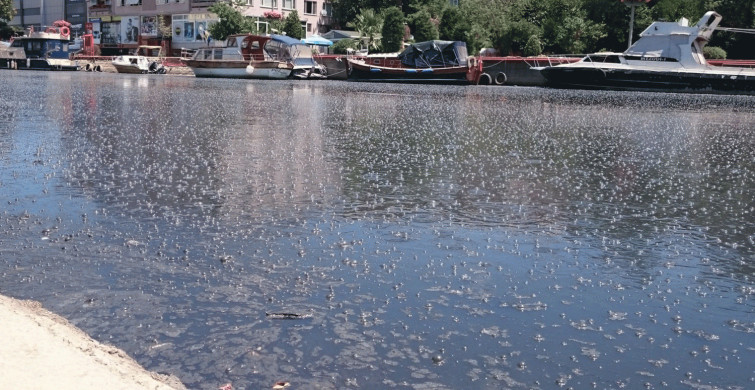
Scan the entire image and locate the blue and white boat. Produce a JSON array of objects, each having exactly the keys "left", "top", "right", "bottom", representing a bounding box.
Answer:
[{"left": 0, "top": 26, "right": 80, "bottom": 71}]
